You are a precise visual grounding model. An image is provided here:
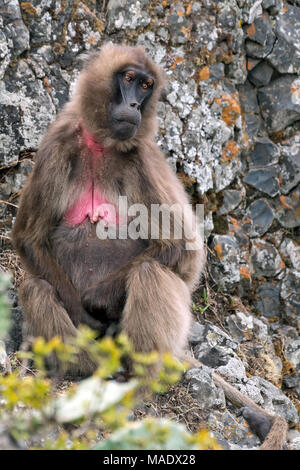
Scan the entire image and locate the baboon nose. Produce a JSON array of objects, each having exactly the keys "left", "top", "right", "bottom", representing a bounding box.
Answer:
[{"left": 130, "top": 102, "right": 140, "bottom": 110}]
